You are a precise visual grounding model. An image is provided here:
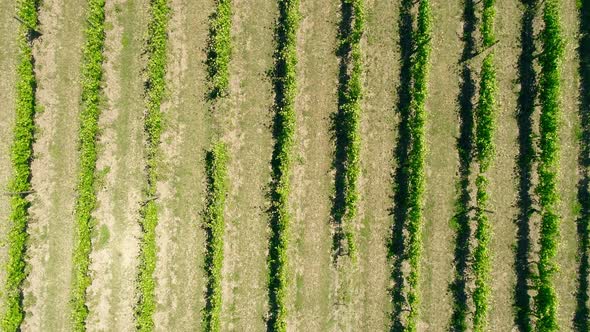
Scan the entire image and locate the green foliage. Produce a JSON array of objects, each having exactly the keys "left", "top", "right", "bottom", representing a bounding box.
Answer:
[
  {"left": 472, "top": 175, "right": 492, "bottom": 332},
  {"left": 472, "top": 0, "right": 497, "bottom": 327},
  {"left": 401, "top": 1, "right": 431, "bottom": 330},
  {"left": 202, "top": 143, "right": 228, "bottom": 332},
  {"left": 206, "top": 0, "right": 232, "bottom": 99},
  {"left": 266, "top": 1, "right": 299, "bottom": 330},
  {"left": 333, "top": 0, "right": 364, "bottom": 261},
  {"left": 475, "top": 55, "right": 497, "bottom": 173},
  {"left": 202, "top": 1, "right": 232, "bottom": 330},
  {"left": 534, "top": 1, "right": 564, "bottom": 330},
  {"left": 1, "top": 0, "right": 39, "bottom": 330},
  {"left": 70, "top": 0, "right": 107, "bottom": 329},
  {"left": 135, "top": 0, "right": 169, "bottom": 330},
  {"left": 481, "top": 0, "right": 496, "bottom": 48}
]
